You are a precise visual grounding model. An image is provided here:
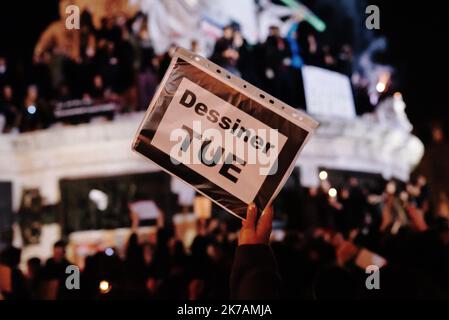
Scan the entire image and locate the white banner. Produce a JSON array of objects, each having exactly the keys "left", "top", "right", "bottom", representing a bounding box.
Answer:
[{"left": 302, "top": 65, "right": 356, "bottom": 120}]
